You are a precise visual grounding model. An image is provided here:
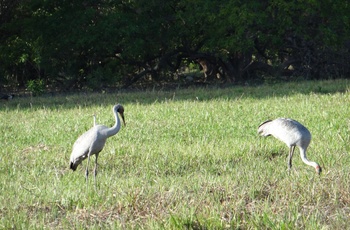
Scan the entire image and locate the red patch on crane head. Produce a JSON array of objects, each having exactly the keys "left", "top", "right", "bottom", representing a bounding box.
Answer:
[{"left": 315, "top": 165, "right": 322, "bottom": 175}]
